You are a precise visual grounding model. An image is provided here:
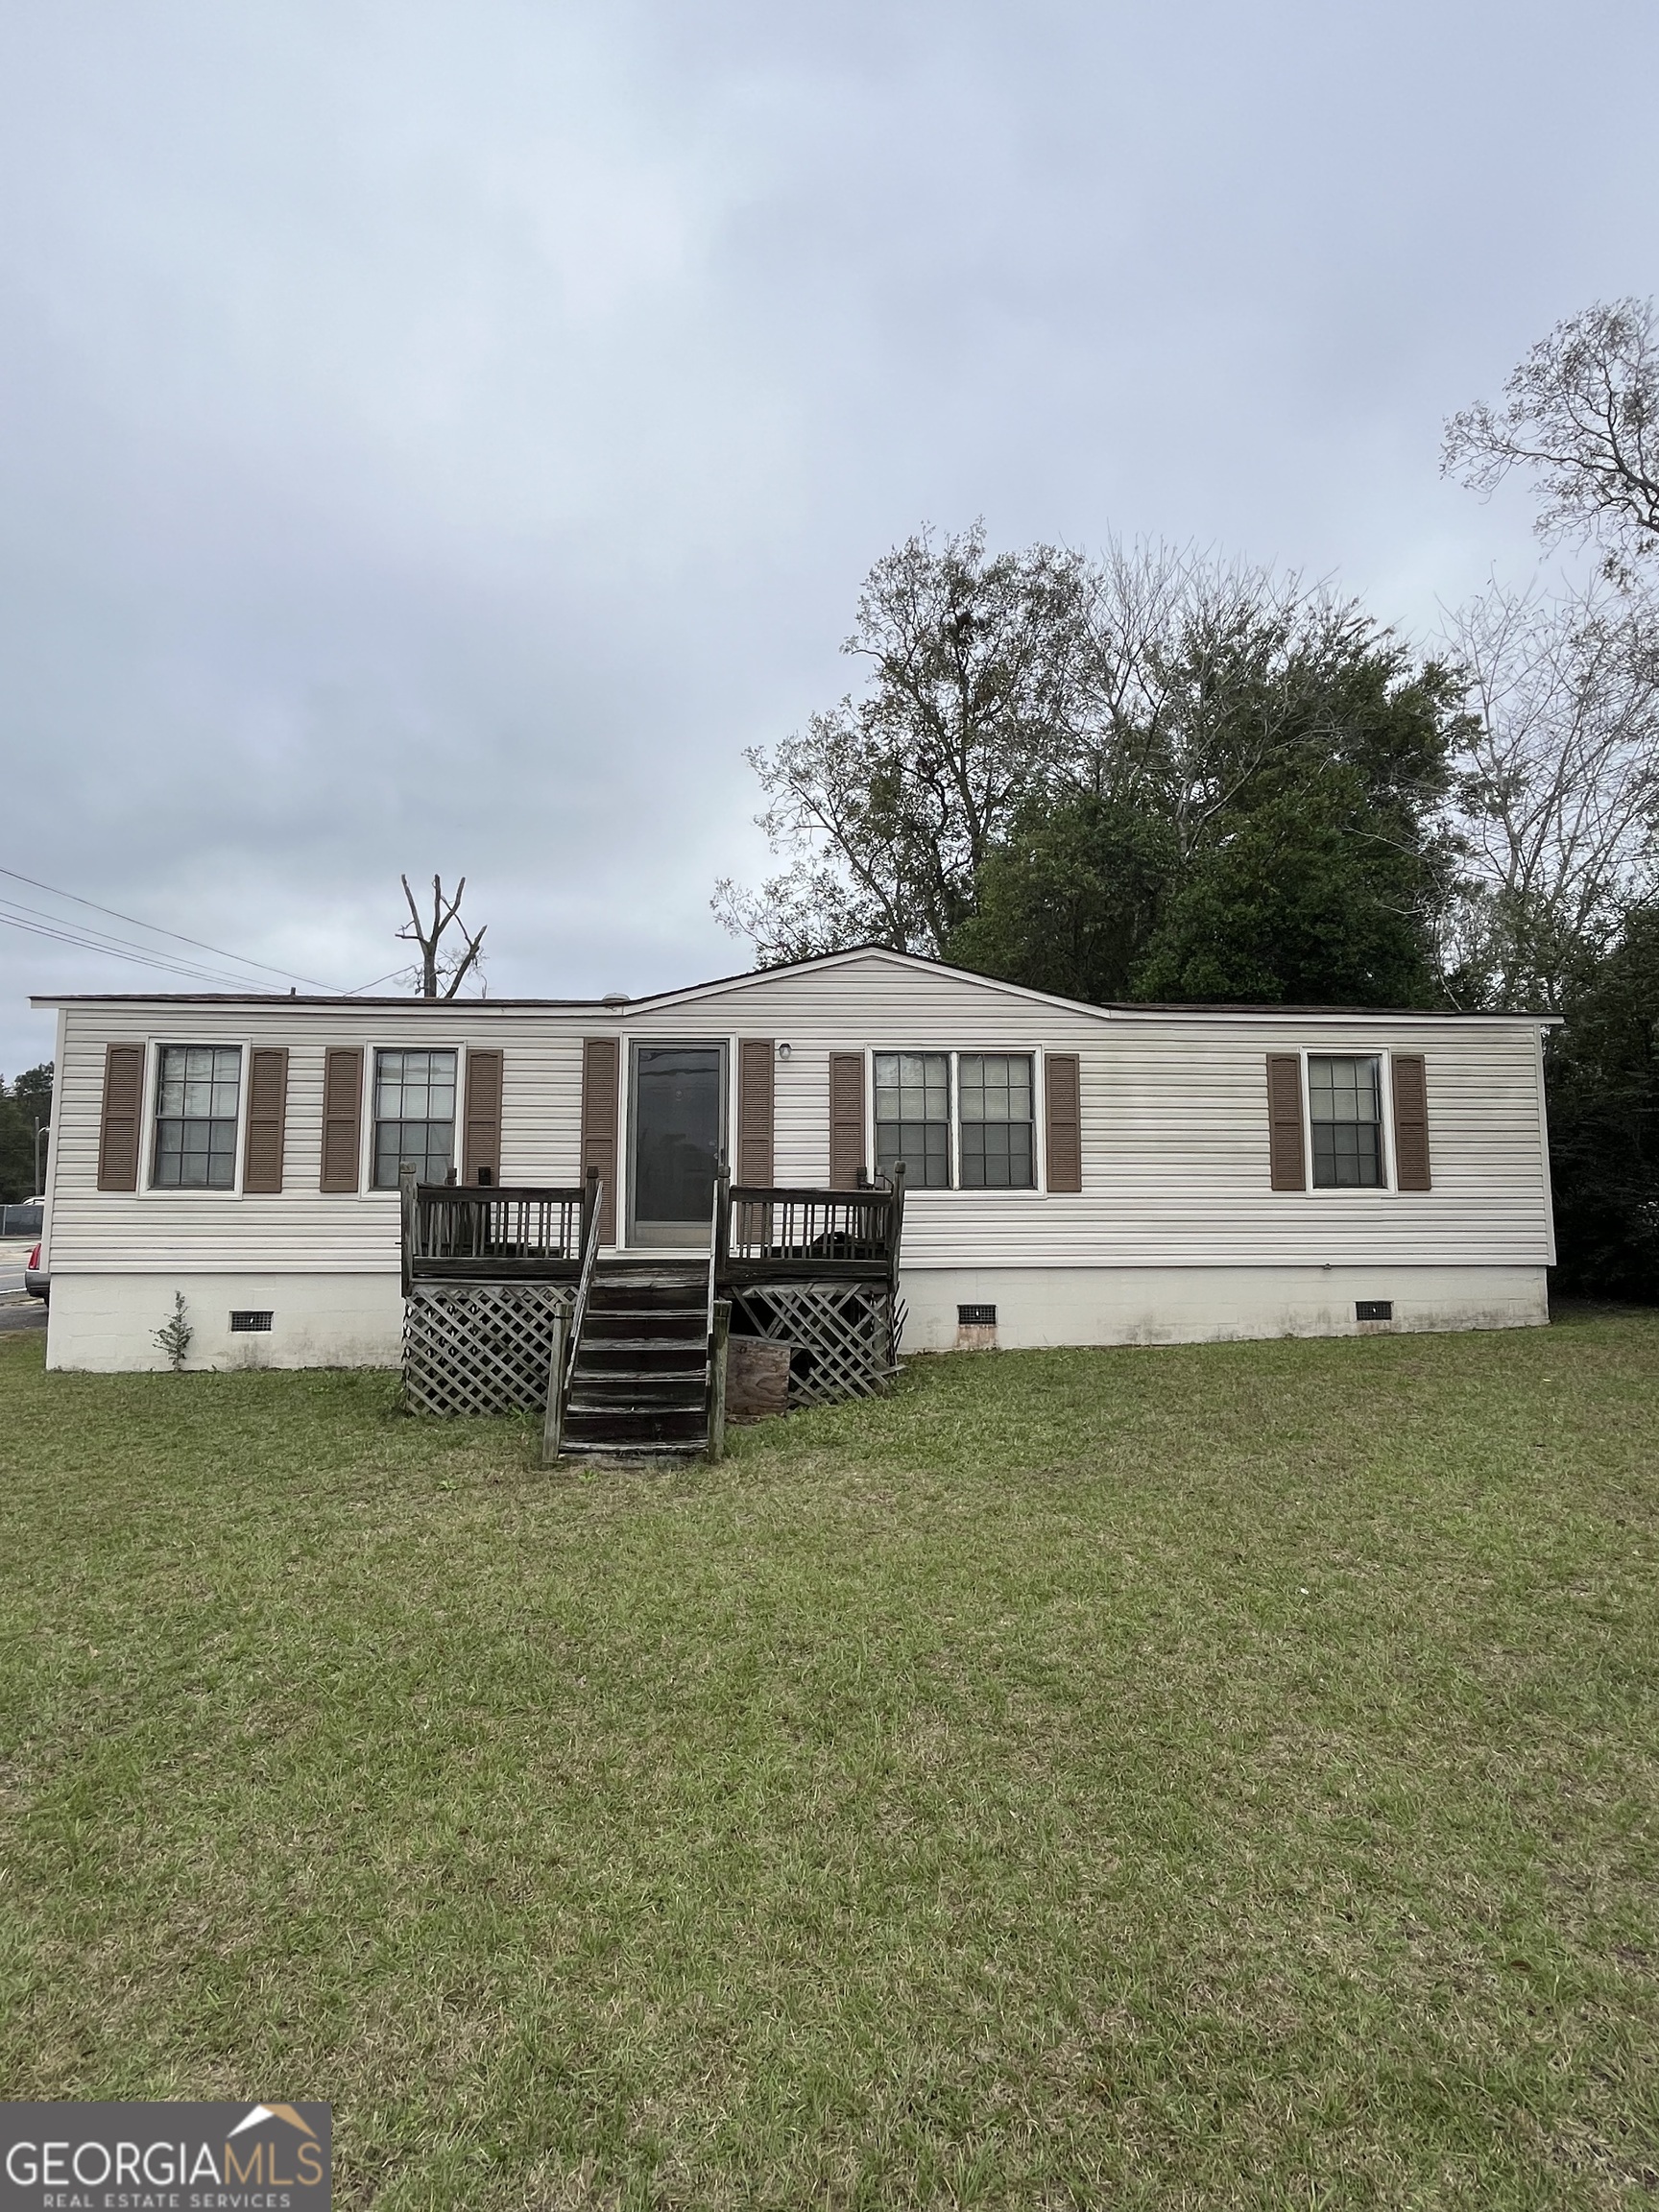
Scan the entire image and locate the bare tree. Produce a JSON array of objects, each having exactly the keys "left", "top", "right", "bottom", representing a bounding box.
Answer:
[
  {"left": 713, "top": 523, "right": 1095, "bottom": 961},
  {"left": 1443, "top": 300, "right": 1659, "bottom": 579},
  {"left": 1436, "top": 580, "right": 1659, "bottom": 1007},
  {"left": 397, "top": 874, "right": 488, "bottom": 998}
]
